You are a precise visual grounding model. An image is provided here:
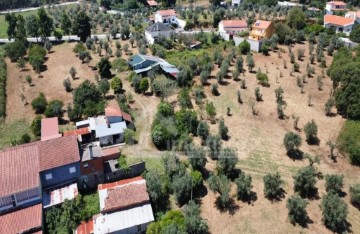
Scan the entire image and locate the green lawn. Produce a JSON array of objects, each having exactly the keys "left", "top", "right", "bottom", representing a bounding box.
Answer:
[
  {"left": 0, "top": 11, "right": 37, "bottom": 38},
  {"left": 0, "top": 120, "right": 31, "bottom": 149}
]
